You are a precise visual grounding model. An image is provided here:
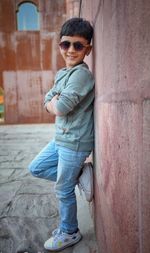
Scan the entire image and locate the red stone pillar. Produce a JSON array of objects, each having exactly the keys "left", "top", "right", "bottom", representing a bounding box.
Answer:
[{"left": 78, "top": 0, "right": 150, "bottom": 252}]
